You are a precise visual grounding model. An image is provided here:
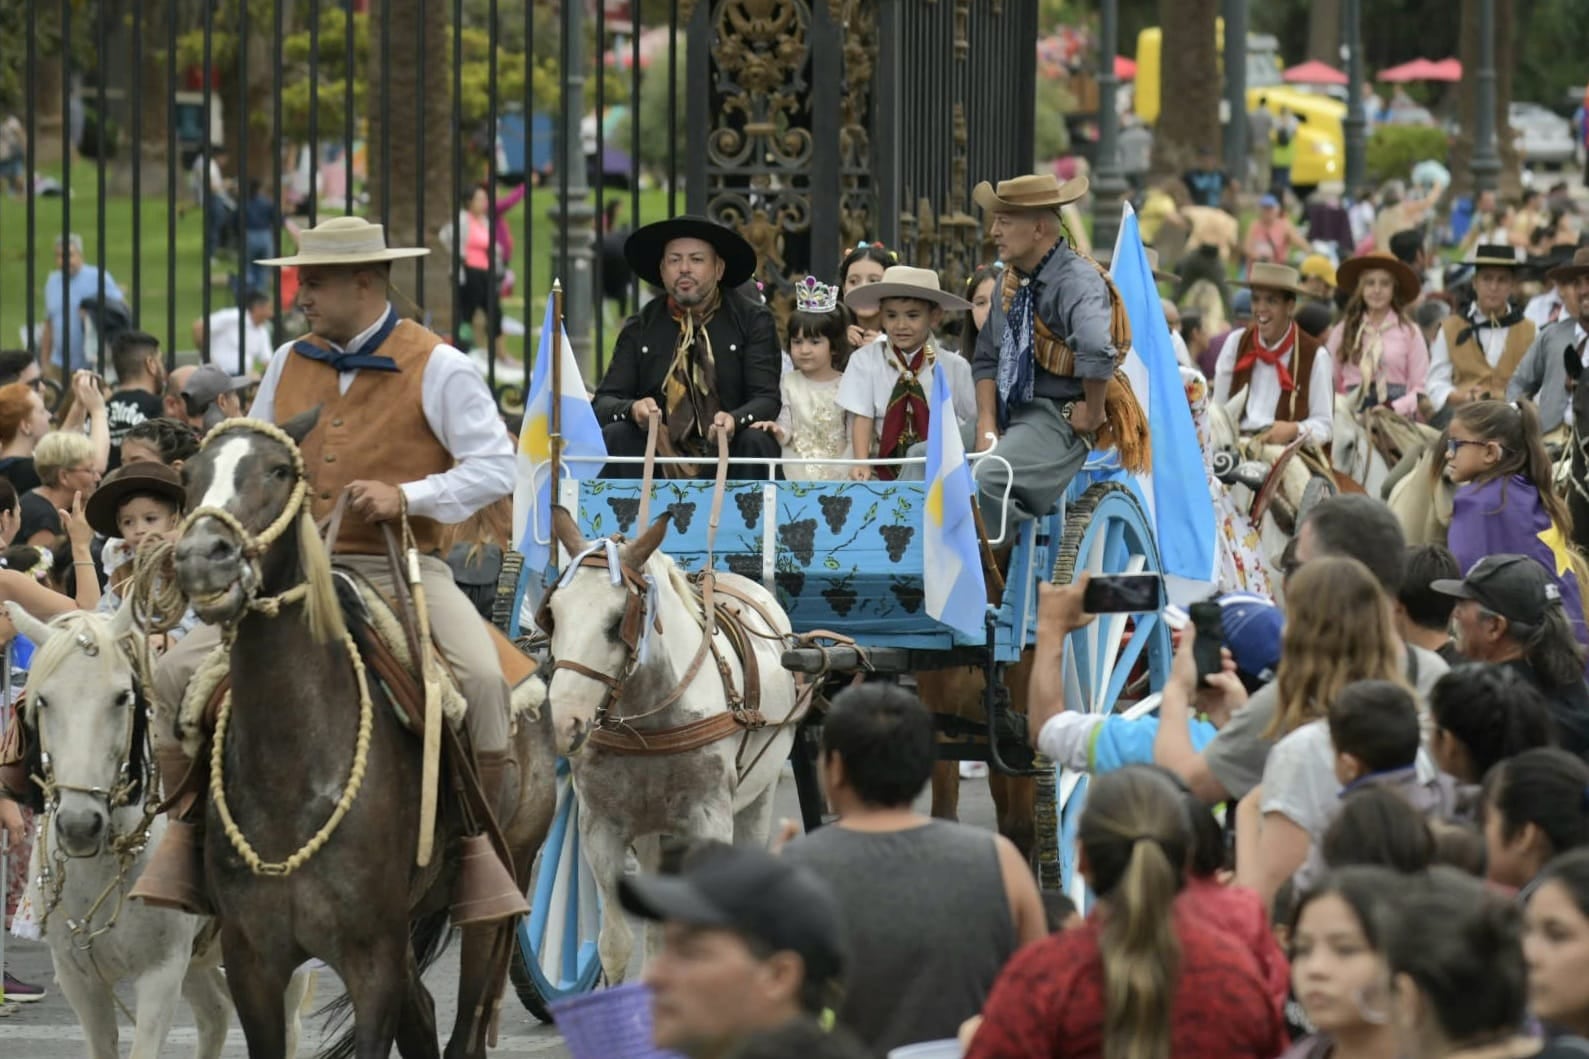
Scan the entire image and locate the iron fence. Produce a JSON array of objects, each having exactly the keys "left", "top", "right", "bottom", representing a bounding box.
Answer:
[{"left": 0, "top": 0, "right": 1034, "bottom": 413}]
